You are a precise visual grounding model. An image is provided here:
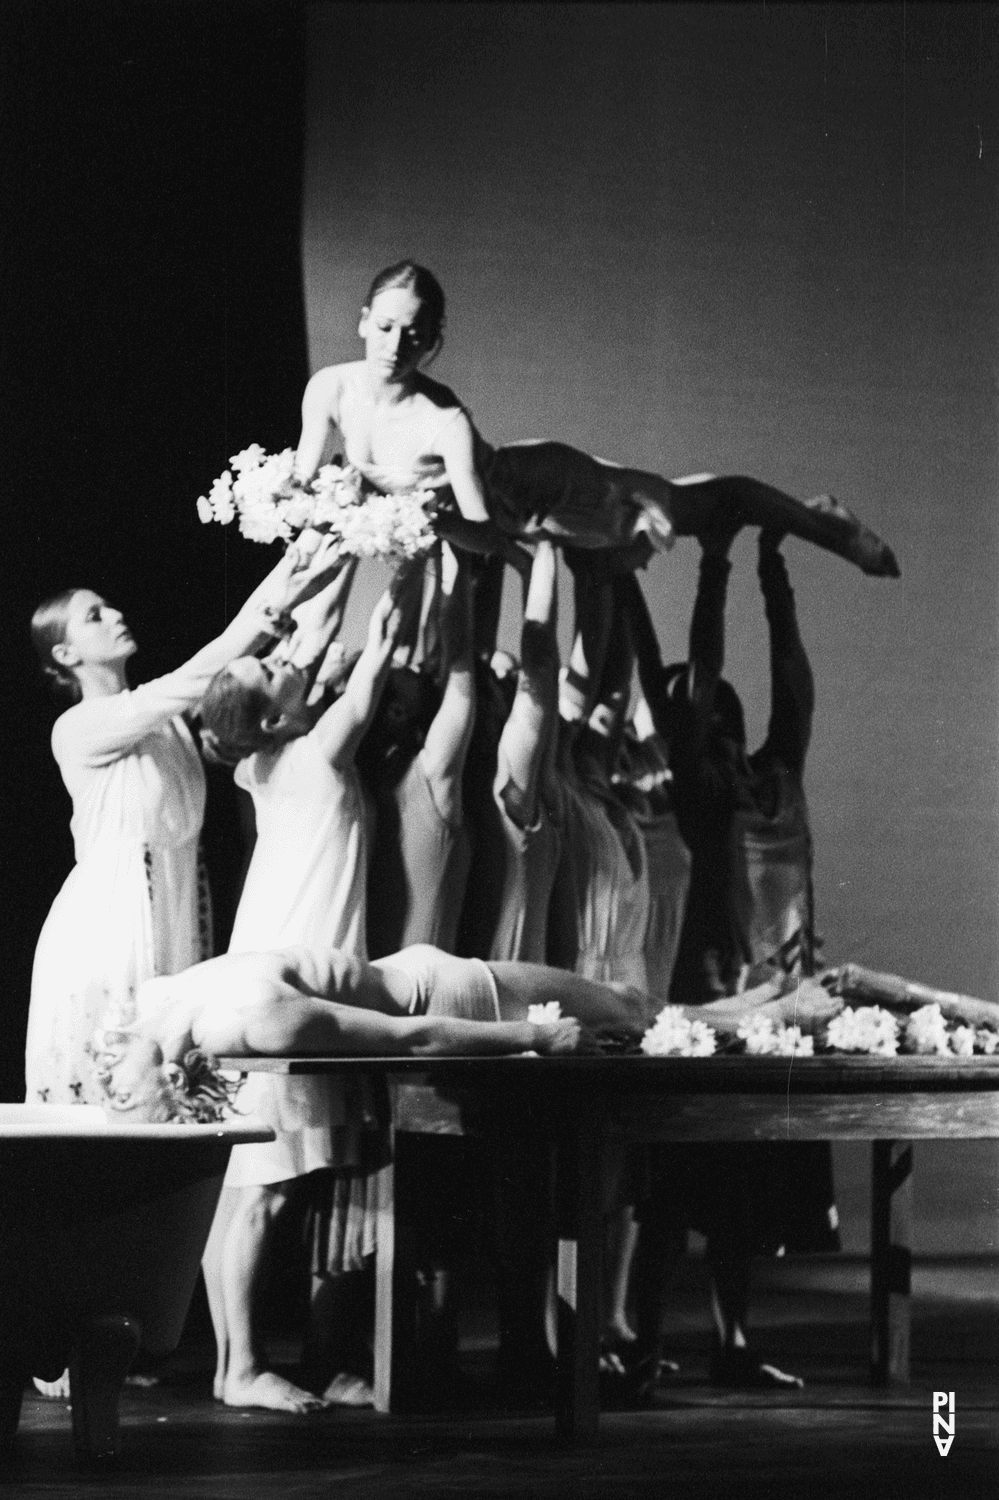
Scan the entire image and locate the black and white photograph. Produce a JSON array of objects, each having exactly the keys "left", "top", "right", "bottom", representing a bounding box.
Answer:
[{"left": 2, "top": 2, "right": 997, "bottom": 1495}]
